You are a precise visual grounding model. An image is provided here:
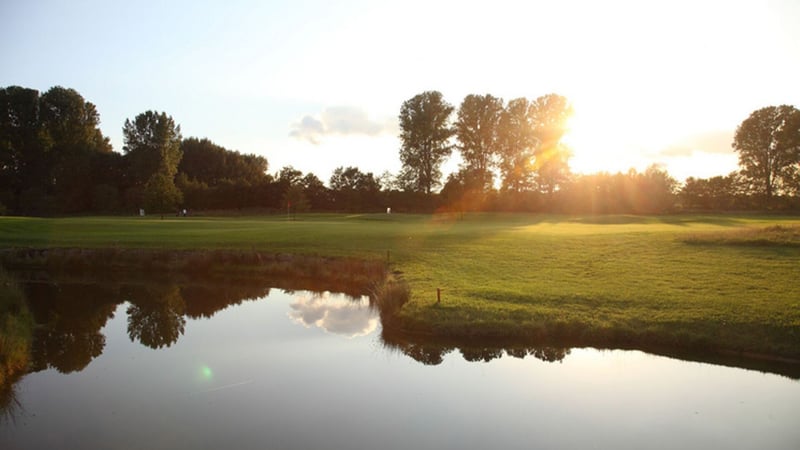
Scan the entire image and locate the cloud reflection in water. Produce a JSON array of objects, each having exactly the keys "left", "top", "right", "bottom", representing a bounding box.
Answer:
[{"left": 288, "top": 292, "right": 378, "bottom": 338}]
